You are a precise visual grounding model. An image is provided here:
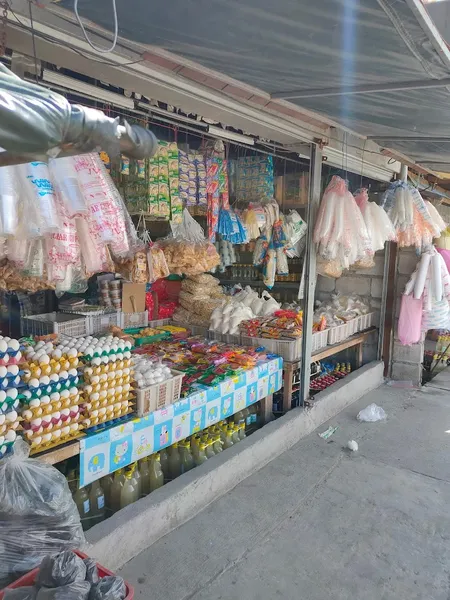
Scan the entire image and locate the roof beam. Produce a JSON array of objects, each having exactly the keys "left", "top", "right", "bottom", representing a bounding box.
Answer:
[
  {"left": 271, "top": 77, "right": 450, "bottom": 100},
  {"left": 369, "top": 136, "right": 450, "bottom": 143}
]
